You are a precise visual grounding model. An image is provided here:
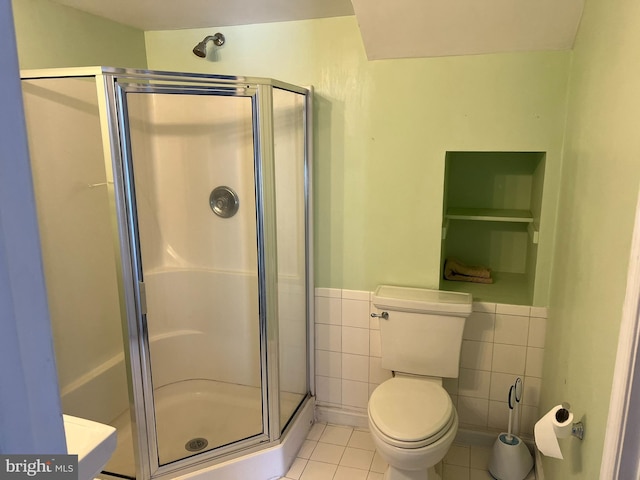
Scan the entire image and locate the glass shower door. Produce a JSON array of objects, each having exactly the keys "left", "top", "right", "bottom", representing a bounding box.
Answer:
[{"left": 118, "top": 86, "right": 266, "bottom": 467}]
